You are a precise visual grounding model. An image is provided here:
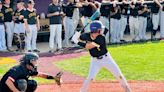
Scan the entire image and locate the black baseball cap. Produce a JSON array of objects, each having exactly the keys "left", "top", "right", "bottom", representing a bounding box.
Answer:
[
  {"left": 28, "top": 0, "right": 35, "bottom": 4},
  {"left": 16, "top": 0, "right": 24, "bottom": 4}
]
